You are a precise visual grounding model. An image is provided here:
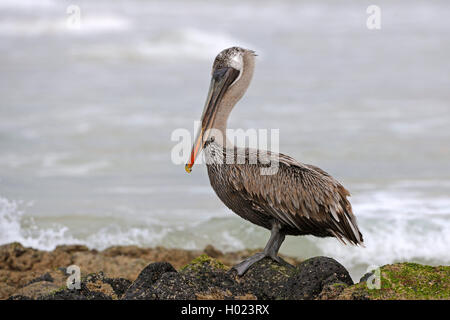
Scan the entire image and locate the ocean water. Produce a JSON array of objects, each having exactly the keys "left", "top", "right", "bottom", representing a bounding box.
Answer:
[{"left": 1, "top": 0, "right": 449, "bottom": 280}]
